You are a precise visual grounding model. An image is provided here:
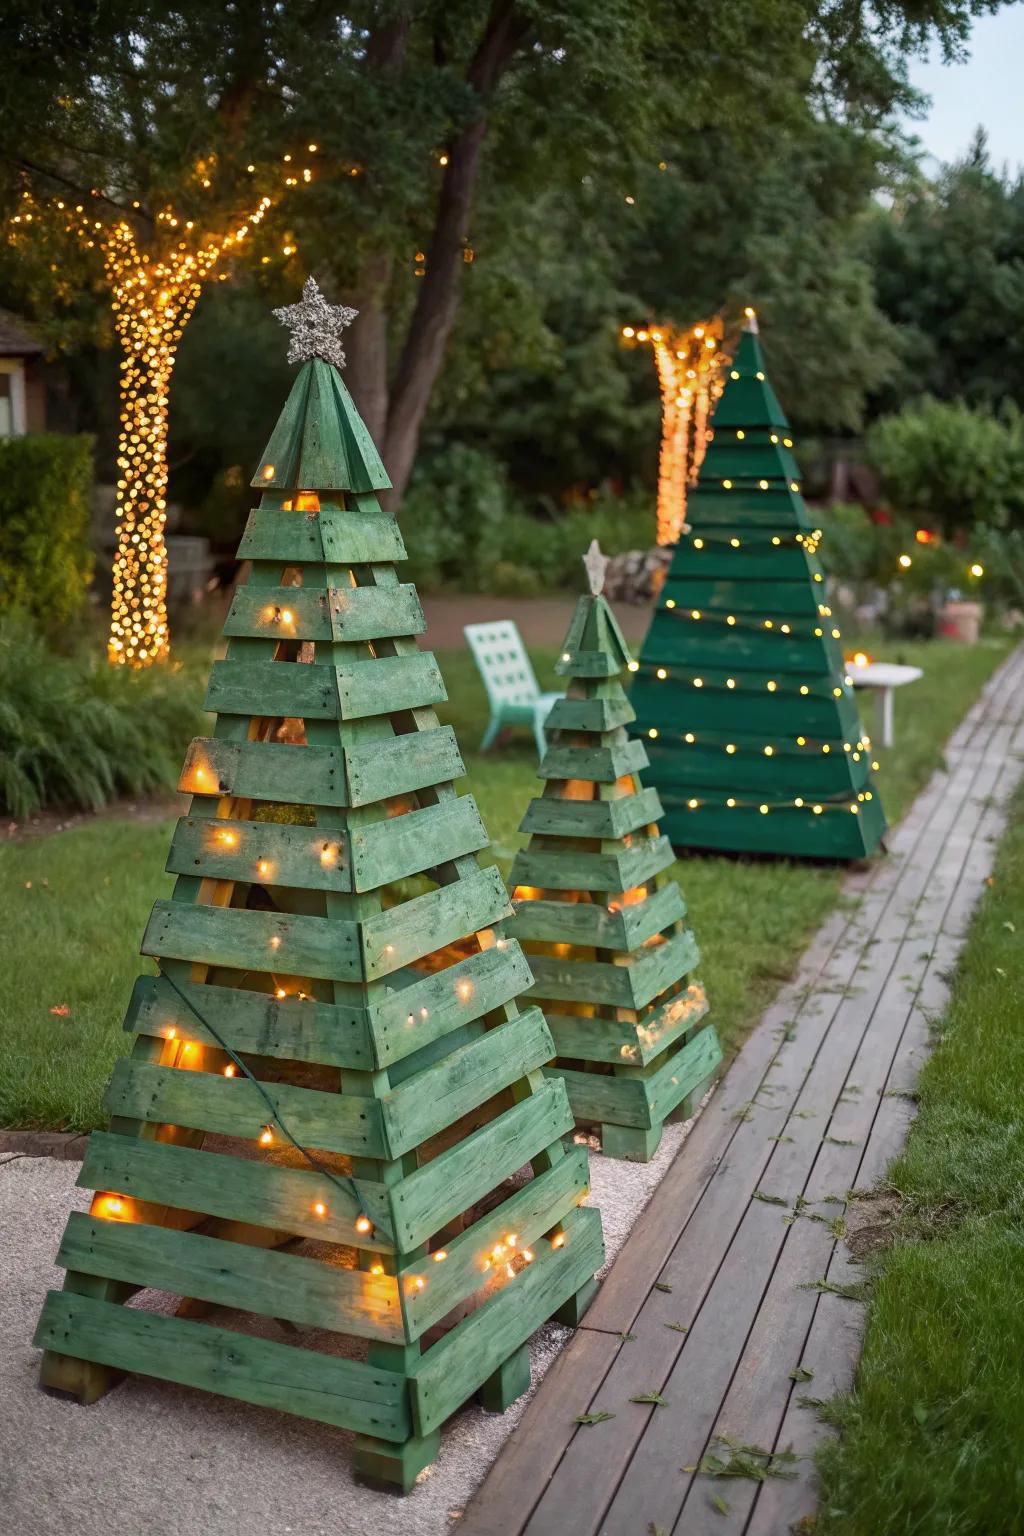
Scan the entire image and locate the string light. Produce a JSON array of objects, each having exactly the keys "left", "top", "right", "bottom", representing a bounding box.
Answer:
[
  {"left": 355, "top": 1215, "right": 372, "bottom": 1234},
  {"left": 621, "top": 317, "right": 730, "bottom": 543},
  {"left": 9, "top": 159, "right": 313, "bottom": 668}
]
